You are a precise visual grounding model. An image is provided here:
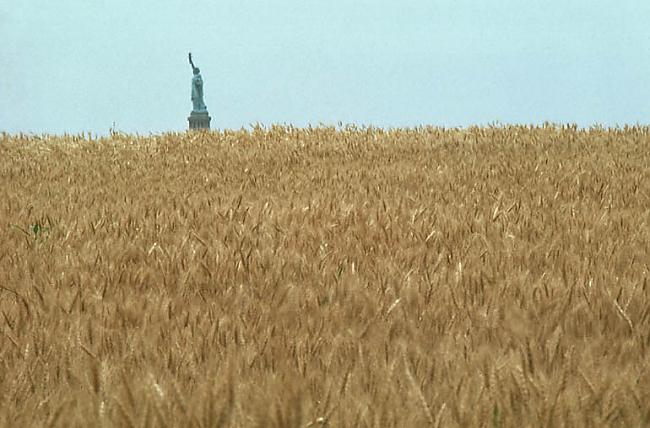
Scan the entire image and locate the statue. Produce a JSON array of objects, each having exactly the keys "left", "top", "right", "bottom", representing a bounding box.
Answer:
[
  {"left": 187, "top": 52, "right": 211, "bottom": 130},
  {"left": 189, "top": 53, "right": 207, "bottom": 112}
]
